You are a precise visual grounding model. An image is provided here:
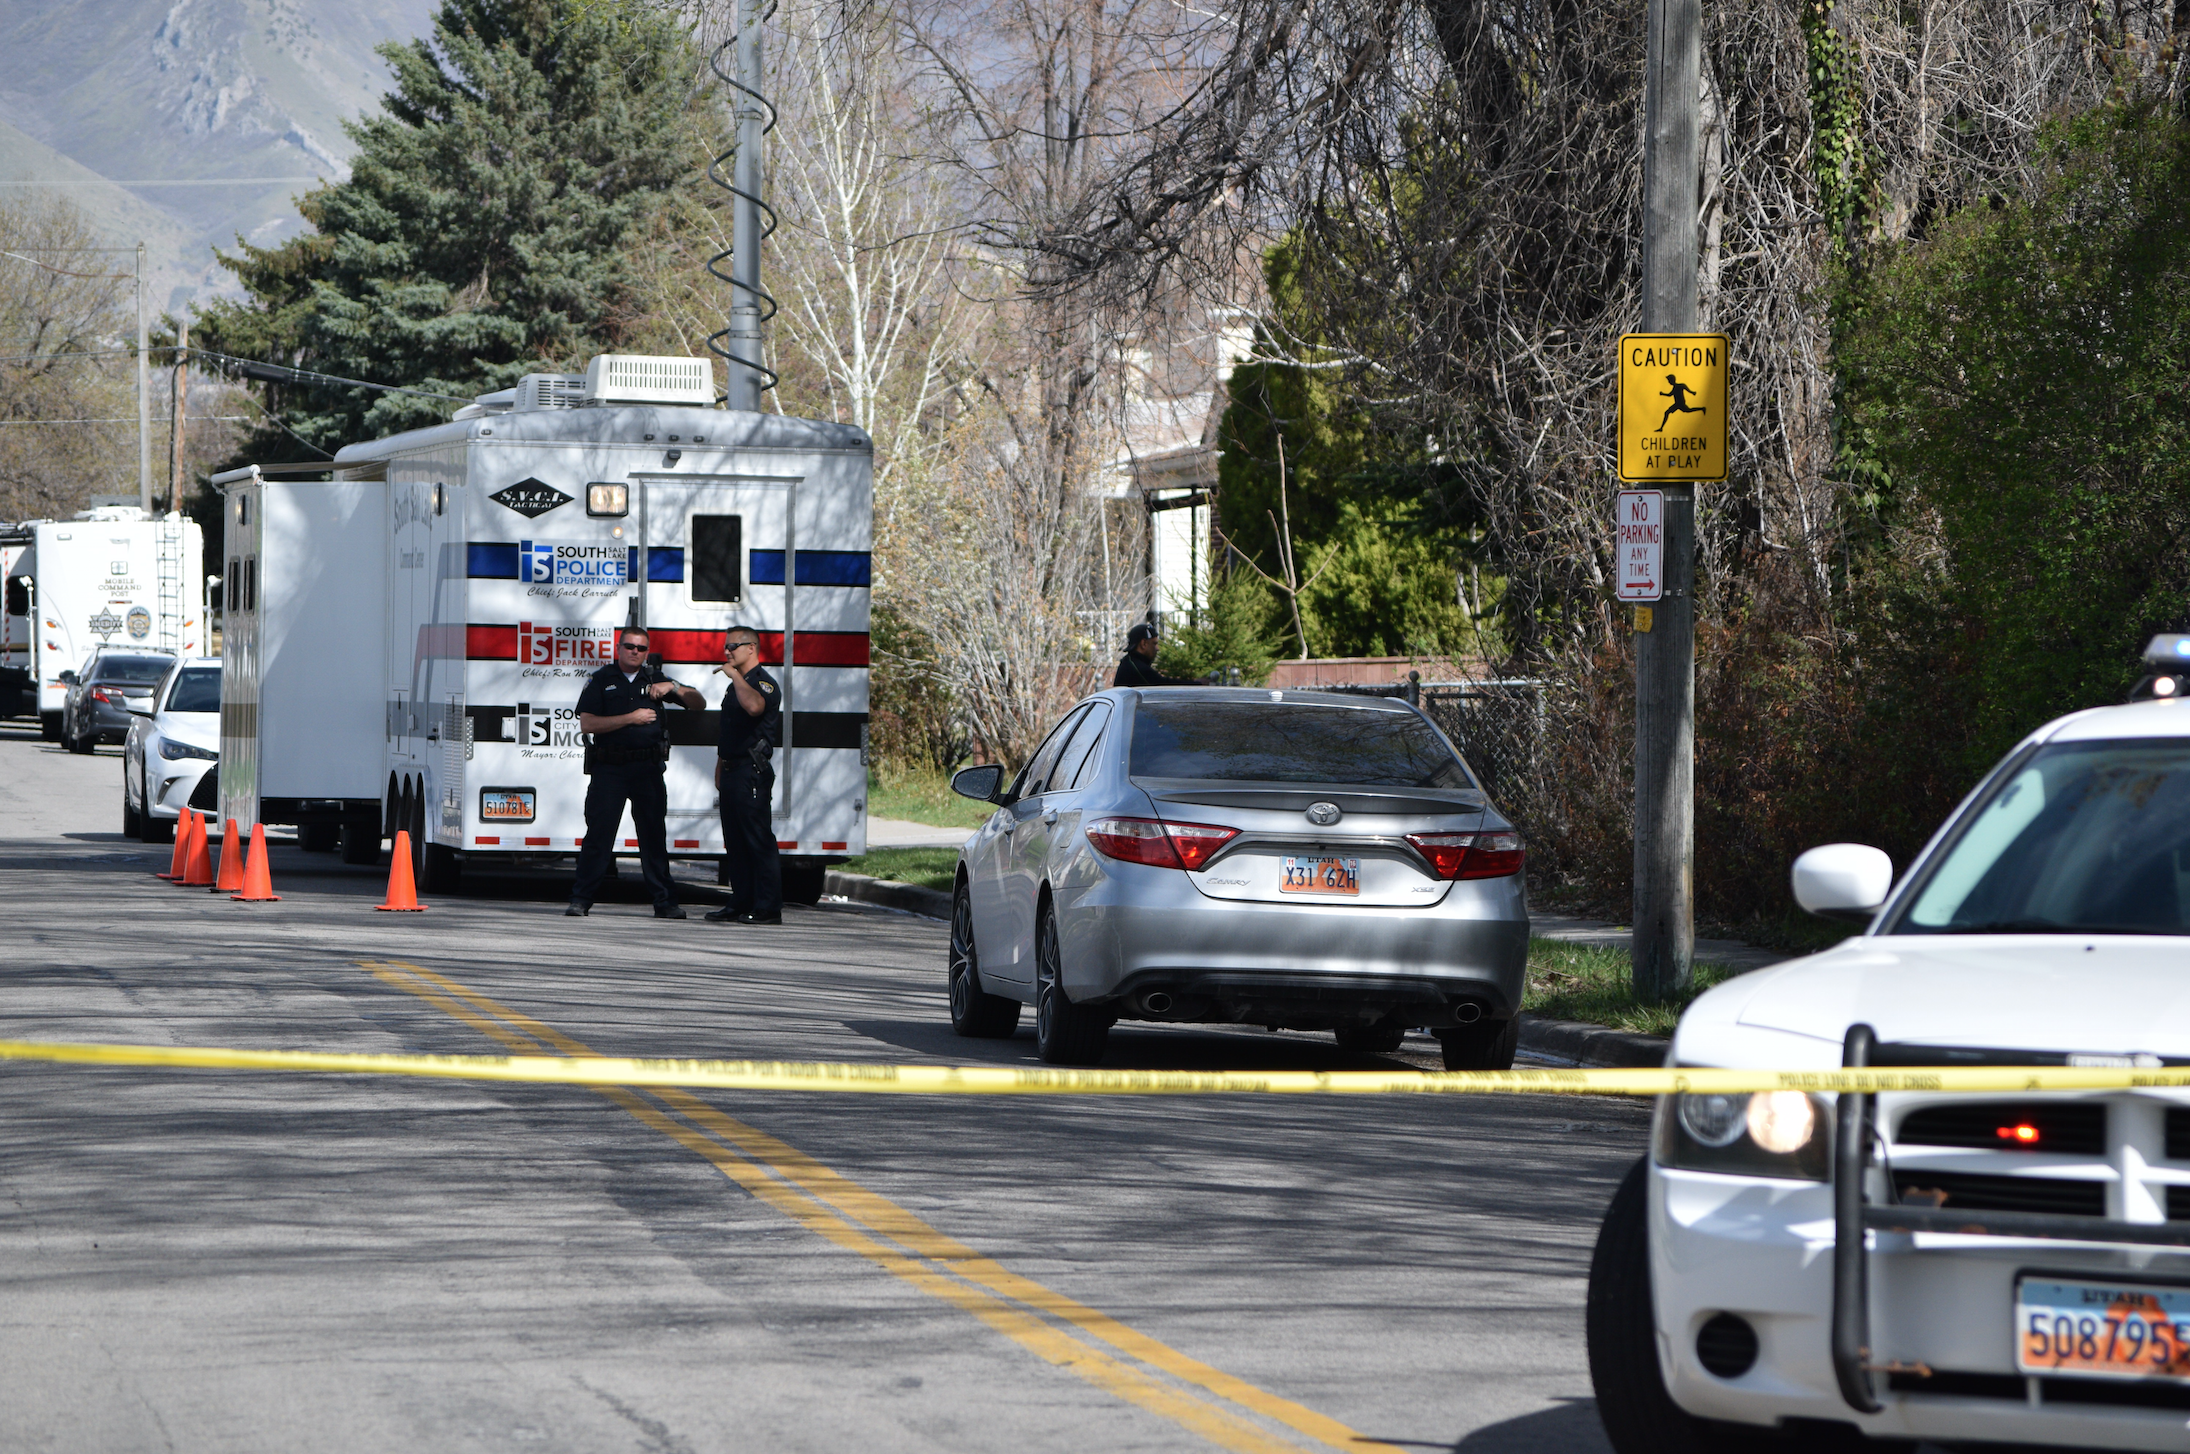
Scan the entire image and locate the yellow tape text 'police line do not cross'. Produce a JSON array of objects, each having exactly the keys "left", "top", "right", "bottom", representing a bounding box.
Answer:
[{"left": 3, "top": 1038, "right": 2188, "bottom": 1097}]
